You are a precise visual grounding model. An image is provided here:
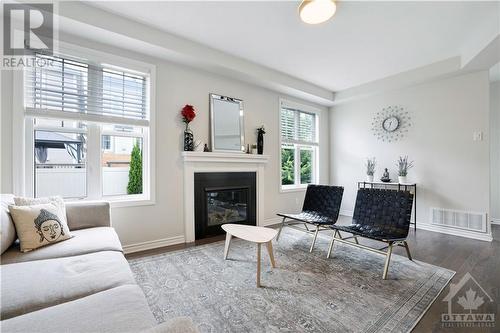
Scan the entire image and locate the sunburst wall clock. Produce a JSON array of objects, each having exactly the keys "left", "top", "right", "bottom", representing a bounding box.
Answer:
[{"left": 371, "top": 105, "right": 412, "bottom": 142}]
